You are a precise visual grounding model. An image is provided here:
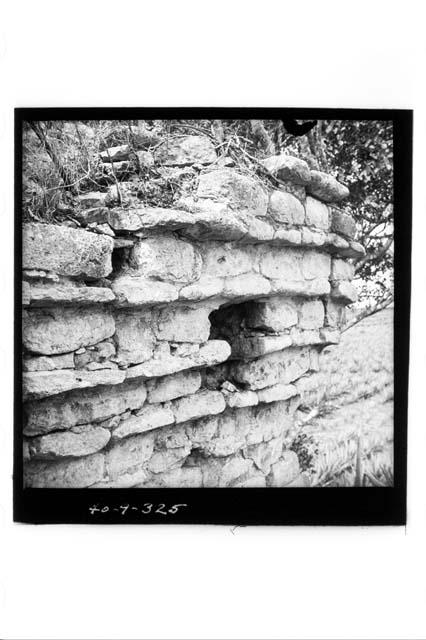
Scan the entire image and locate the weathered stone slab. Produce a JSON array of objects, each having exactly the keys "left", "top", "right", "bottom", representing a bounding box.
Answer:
[
  {"left": 331, "top": 281, "right": 358, "bottom": 303},
  {"left": 154, "top": 306, "right": 211, "bottom": 343},
  {"left": 324, "top": 300, "right": 346, "bottom": 328},
  {"left": 268, "top": 190, "right": 305, "bottom": 225},
  {"left": 273, "top": 228, "right": 302, "bottom": 245},
  {"left": 231, "top": 334, "right": 292, "bottom": 359},
  {"left": 247, "top": 297, "right": 298, "bottom": 331},
  {"left": 23, "top": 307, "right": 115, "bottom": 355},
  {"left": 230, "top": 347, "right": 311, "bottom": 390},
  {"left": 25, "top": 282, "right": 115, "bottom": 306},
  {"left": 331, "top": 210, "right": 357, "bottom": 239},
  {"left": 113, "top": 405, "right": 175, "bottom": 438},
  {"left": 172, "top": 390, "right": 226, "bottom": 424},
  {"left": 260, "top": 155, "right": 311, "bottom": 185},
  {"left": 266, "top": 451, "right": 300, "bottom": 487},
  {"left": 23, "top": 223, "right": 113, "bottom": 278},
  {"left": 24, "top": 425, "right": 111, "bottom": 459},
  {"left": 74, "top": 340, "right": 116, "bottom": 369},
  {"left": 226, "top": 390, "right": 259, "bottom": 409},
  {"left": 24, "top": 378, "right": 147, "bottom": 435},
  {"left": 23, "top": 368, "right": 125, "bottom": 400},
  {"left": 155, "top": 135, "right": 216, "bottom": 166},
  {"left": 223, "top": 273, "right": 271, "bottom": 299},
  {"left": 299, "top": 300, "right": 325, "bottom": 329},
  {"left": 24, "top": 452, "right": 105, "bottom": 488},
  {"left": 331, "top": 258, "right": 354, "bottom": 281},
  {"left": 130, "top": 235, "right": 202, "bottom": 285},
  {"left": 256, "top": 383, "right": 297, "bottom": 405},
  {"left": 105, "top": 432, "right": 155, "bottom": 480},
  {"left": 146, "top": 370, "right": 201, "bottom": 403},
  {"left": 177, "top": 198, "right": 248, "bottom": 241},
  {"left": 23, "top": 353, "right": 74, "bottom": 372},
  {"left": 301, "top": 250, "right": 331, "bottom": 280},
  {"left": 197, "top": 169, "right": 268, "bottom": 217},
  {"left": 114, "top": 309, "right": 155, "bottom": 365},
  {"left": 307, "top": 170, "right": 349, "bottom": 202},
  {"left": 259, "top": 247, "right": 302, "bottom": 281},
  {"left": 305, "top": 197, "right": 330, "bottom": 230},
  {"left": 112, "top": 275, "right": 179, "bottom": 307},
  {"left": 179, "top": 276, "right": 223, "bottom": 301},
  {"left": 125, "top": 340, "right": 231, "bottom": 380},
  {"left": 200, "top": 242, "right": 254, "bottom": 278}
]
